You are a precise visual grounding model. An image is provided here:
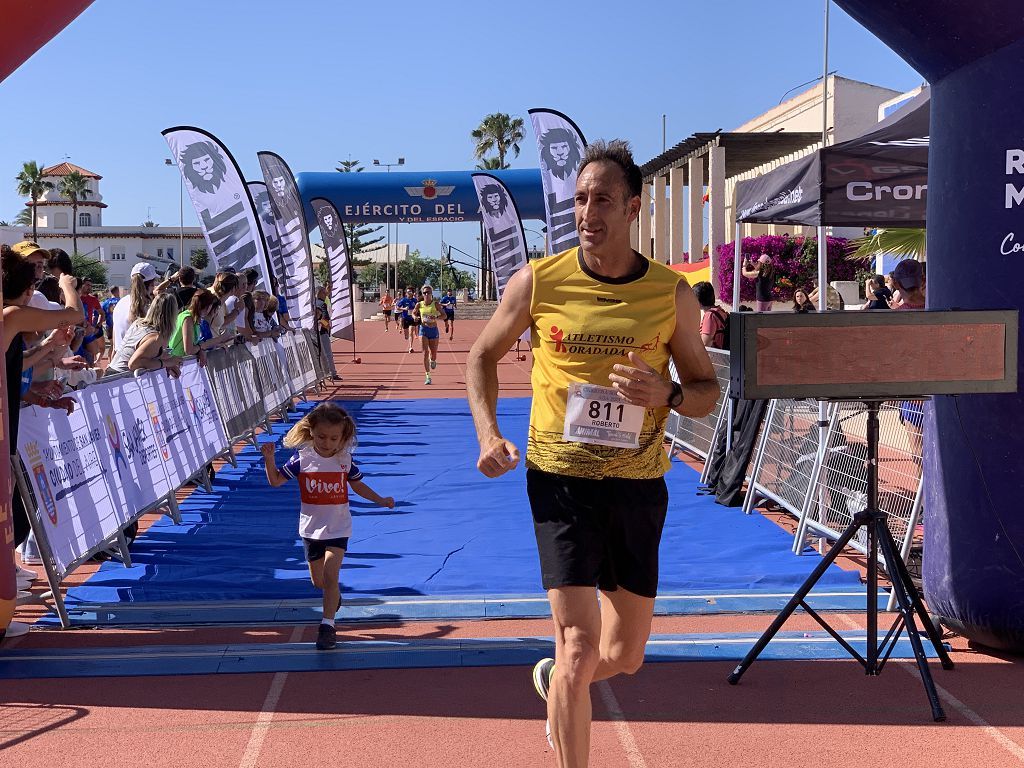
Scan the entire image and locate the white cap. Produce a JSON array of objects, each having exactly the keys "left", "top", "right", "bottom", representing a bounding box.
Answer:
[{"left": 131, "top": 262, "right": 158, "bottom": 281}]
